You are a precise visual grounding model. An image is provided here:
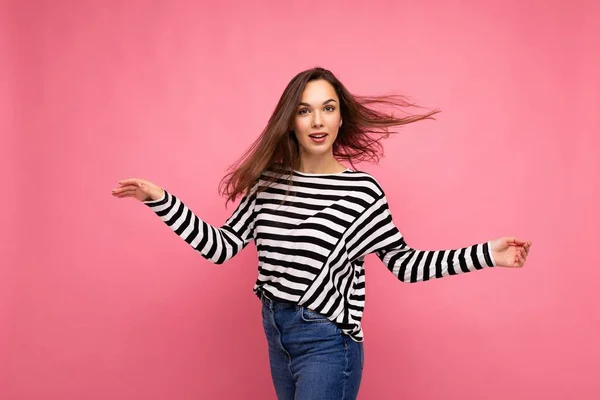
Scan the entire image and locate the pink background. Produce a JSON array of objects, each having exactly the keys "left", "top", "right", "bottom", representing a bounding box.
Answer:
[{"left": 3, "top": 0, "right": 599, "bottom": 399}]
